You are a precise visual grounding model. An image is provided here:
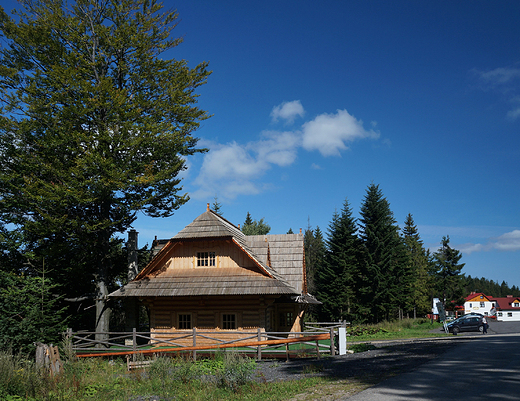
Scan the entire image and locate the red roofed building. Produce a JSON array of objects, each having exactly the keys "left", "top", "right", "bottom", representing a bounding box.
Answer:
[
  {"left": 465, "top": 292, "right": 494, "bottom": 315},
  {"left": 491, "top": 295, "right": 520, "bottom": 321},
  {"left": 464, "top": 292, "right": 520, "bottom": 321}
]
